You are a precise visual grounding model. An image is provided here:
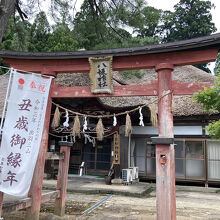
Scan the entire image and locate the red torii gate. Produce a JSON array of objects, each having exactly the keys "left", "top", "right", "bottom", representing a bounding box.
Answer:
[{"left": 0, "top": 33, "right": 220, "bottom": 220}]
